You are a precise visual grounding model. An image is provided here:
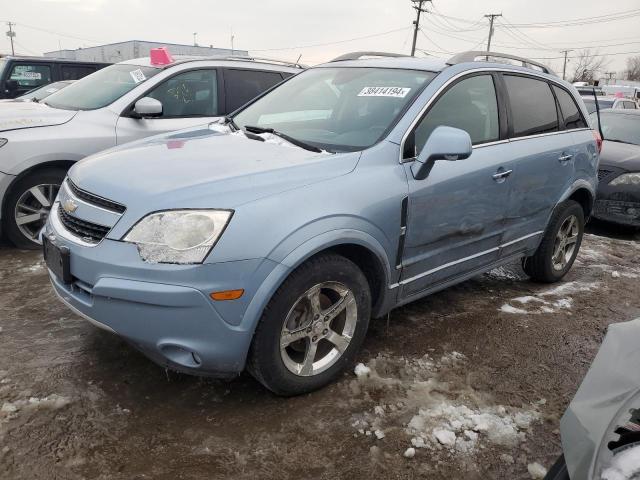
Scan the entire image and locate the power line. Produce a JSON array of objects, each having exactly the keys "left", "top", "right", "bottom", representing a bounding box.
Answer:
[{"left": 499, "top": 8, "right": 640, "bottom": 28}]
